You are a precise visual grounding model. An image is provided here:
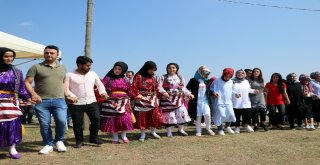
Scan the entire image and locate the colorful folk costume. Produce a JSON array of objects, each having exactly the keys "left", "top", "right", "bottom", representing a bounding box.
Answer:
[
  {"left": 211, "top": 68, "right": 236, "bottom": 136},
  {"left": 299, "top": 74, "right": 315, "bottom": 129},
  {"left": 187, "top": 66, "right": 215, "bottom": 136},
  {"left": 0, "top": 47, "right": 30, "bottom": 159},
  {"left": 159, "top": 63, "right": 192, "bottom": 137},
  {"left": 100, "top": 62, "right": 135, "bottom": 143},
  {"left": 132, "top": 61, "right": 163, "bottom": 141}
]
